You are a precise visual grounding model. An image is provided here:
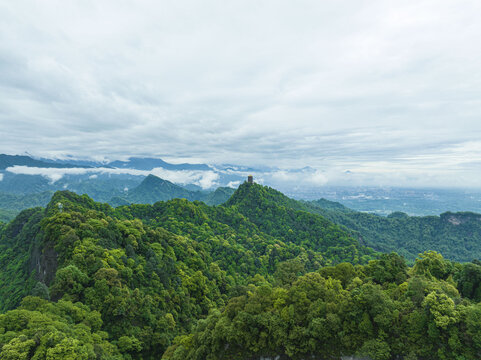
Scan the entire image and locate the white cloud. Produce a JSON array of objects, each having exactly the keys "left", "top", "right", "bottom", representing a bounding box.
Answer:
[
  {"left": 269, "top": 169, "right": 328, "bottom": 187},
  {"left": 227, "top": 181, "right": 241, "bottom": 188},
  {"left": 1, "top": 1, "right": 481, "bottom": 187},
  {"left": 5, "top": 166, "right": 92, "bottom": 183},
  {"left": 197, "top": 171, "right": 219, "bottom": 189},
  {"left": 149, "top": 168, "right": 219, "bottom": 189},
  {"left": 5, "top": 166, "right": 219, "bottom": 189}
]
